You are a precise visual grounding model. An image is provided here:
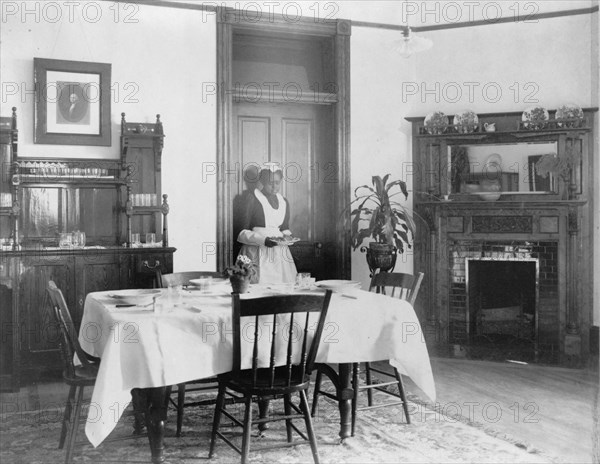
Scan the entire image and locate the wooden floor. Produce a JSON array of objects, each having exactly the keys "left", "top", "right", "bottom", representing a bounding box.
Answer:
[
  {"left": 1, "top": 357, "right": 598, "bottom": 463},
  {"left": 403, "top": 357, "right": 599, "bottom": 464}
]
